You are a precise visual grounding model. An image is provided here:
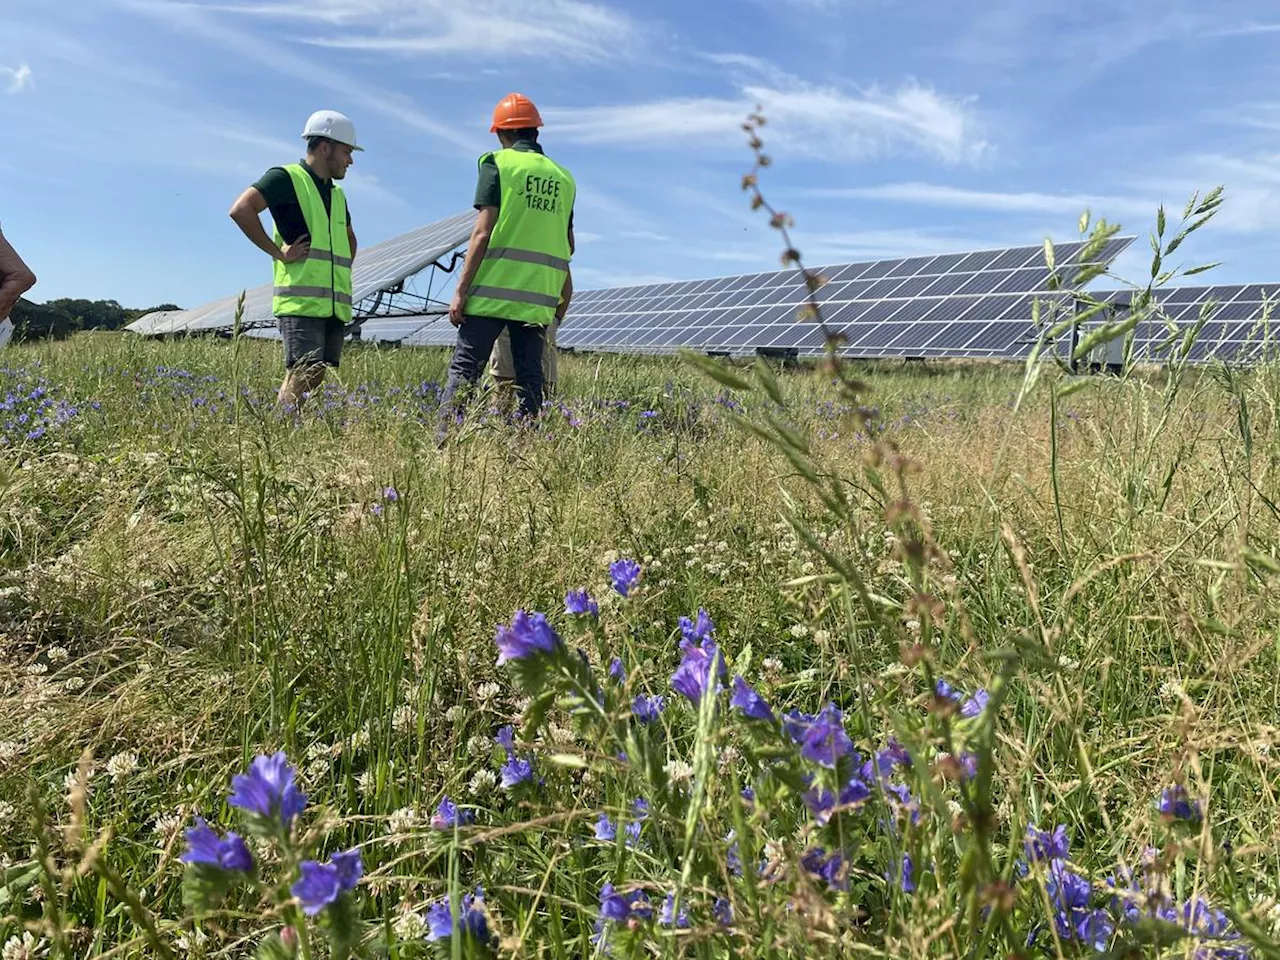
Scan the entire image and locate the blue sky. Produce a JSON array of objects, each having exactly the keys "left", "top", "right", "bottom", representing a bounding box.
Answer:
[{"left": 3, "top": 0, "right": 1279, "bottom": 309}]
